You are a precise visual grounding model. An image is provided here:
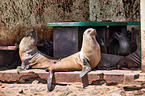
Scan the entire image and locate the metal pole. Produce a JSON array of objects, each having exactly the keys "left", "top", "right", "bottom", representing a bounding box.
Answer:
[{"left": 141, "top": 0, "right": 145, "bottom": 72}]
